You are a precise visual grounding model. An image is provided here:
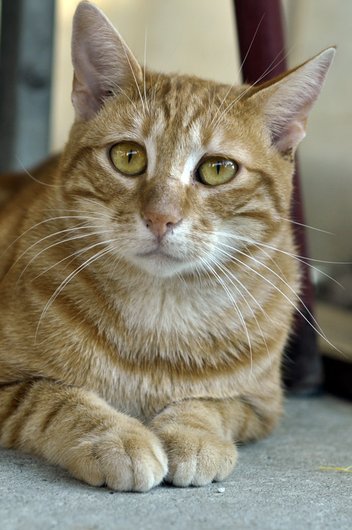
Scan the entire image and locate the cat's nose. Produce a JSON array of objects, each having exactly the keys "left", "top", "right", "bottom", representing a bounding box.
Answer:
[{"left": 143, "top": 210, "right": 182, "bottom": 239}]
